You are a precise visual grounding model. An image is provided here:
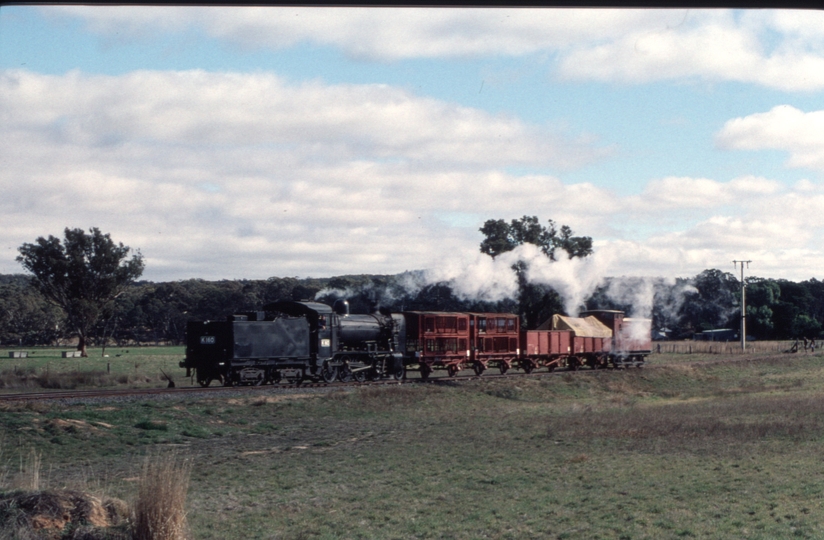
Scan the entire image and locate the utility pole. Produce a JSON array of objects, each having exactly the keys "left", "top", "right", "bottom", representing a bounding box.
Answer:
[{"left": 733, "top": 260, "right": 751, "bottom": 350}]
